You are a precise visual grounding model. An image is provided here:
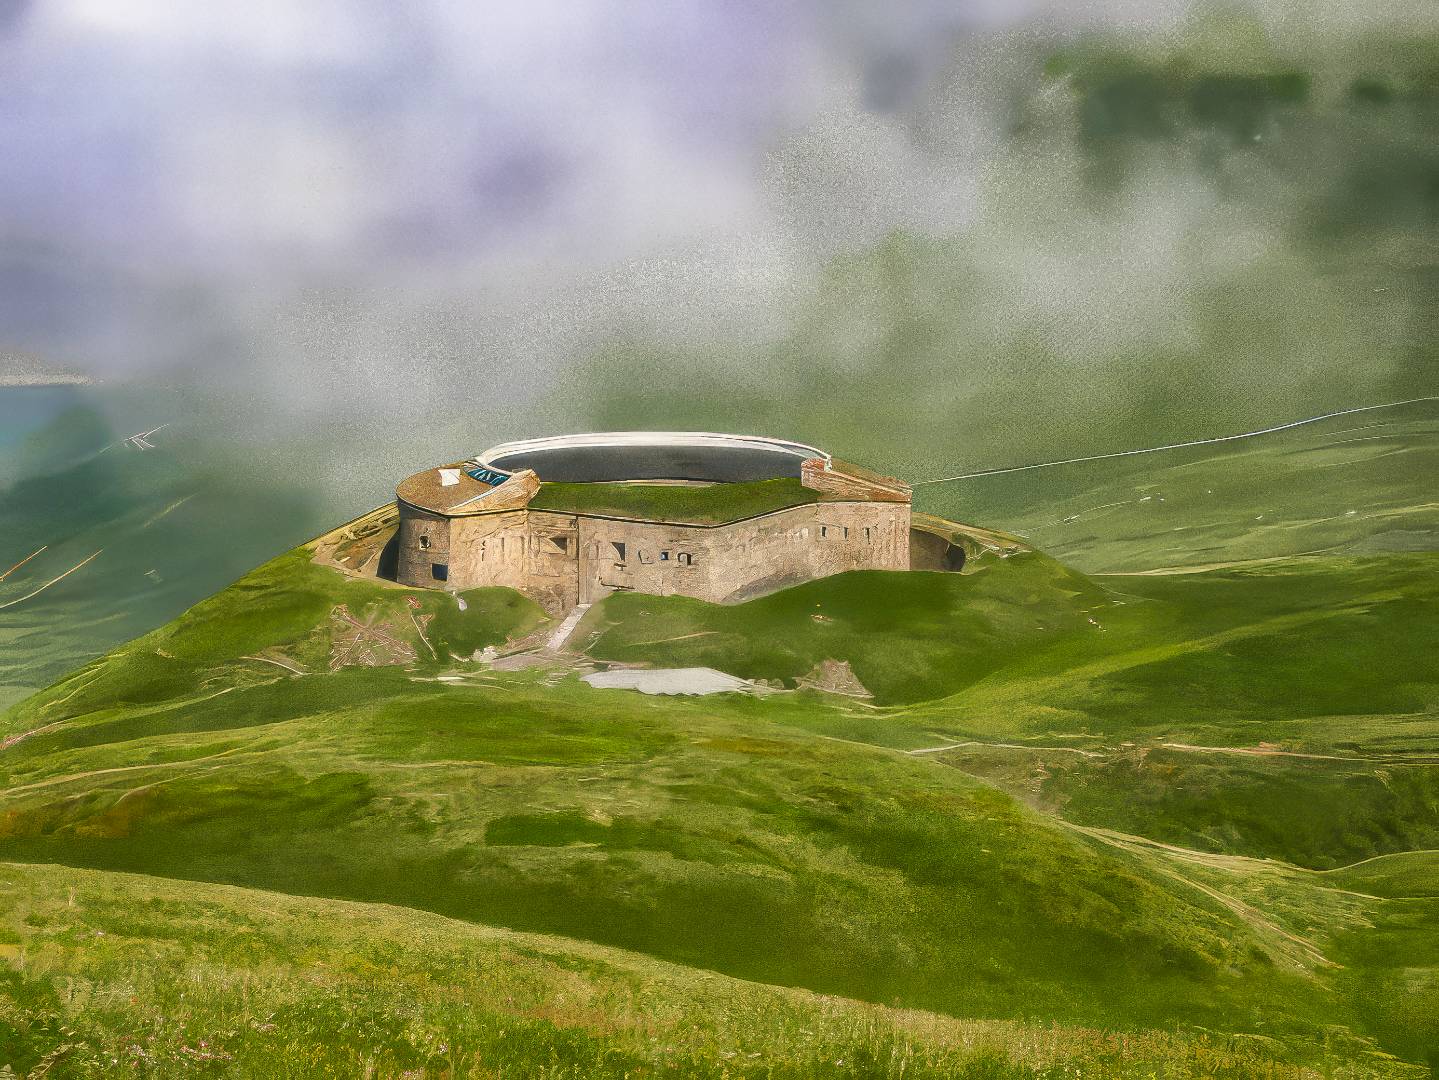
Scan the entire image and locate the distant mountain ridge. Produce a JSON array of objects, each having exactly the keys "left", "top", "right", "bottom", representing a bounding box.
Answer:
[{"left": 0, "top": 349, "right": 92, "bottom": 387}]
